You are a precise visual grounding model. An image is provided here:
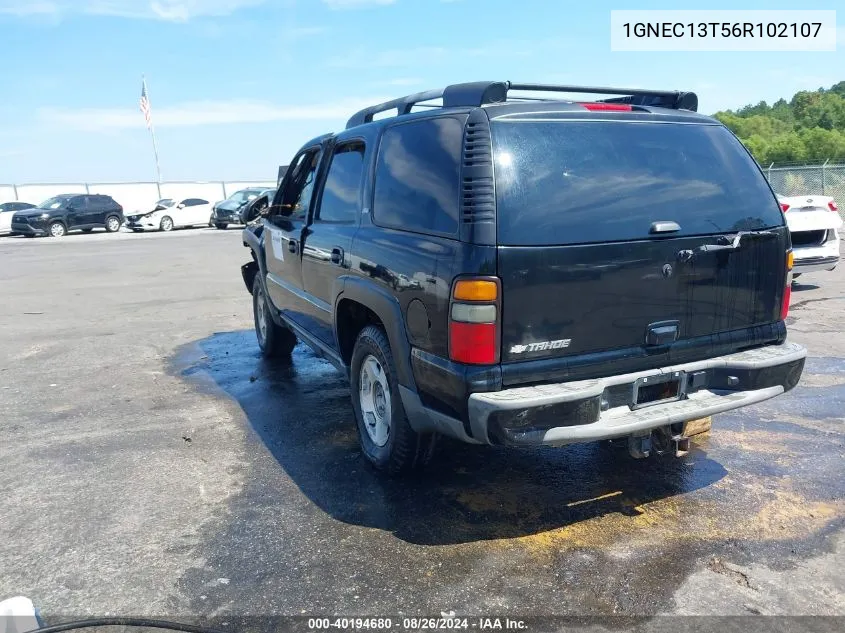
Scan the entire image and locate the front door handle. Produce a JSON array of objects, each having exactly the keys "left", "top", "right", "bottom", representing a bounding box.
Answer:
[
  {"left": 331, "top": 247, "right": 344, "bottom": 265},
  {"left": 288, "top": 239, "right": 297, "bottom": 254}
]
